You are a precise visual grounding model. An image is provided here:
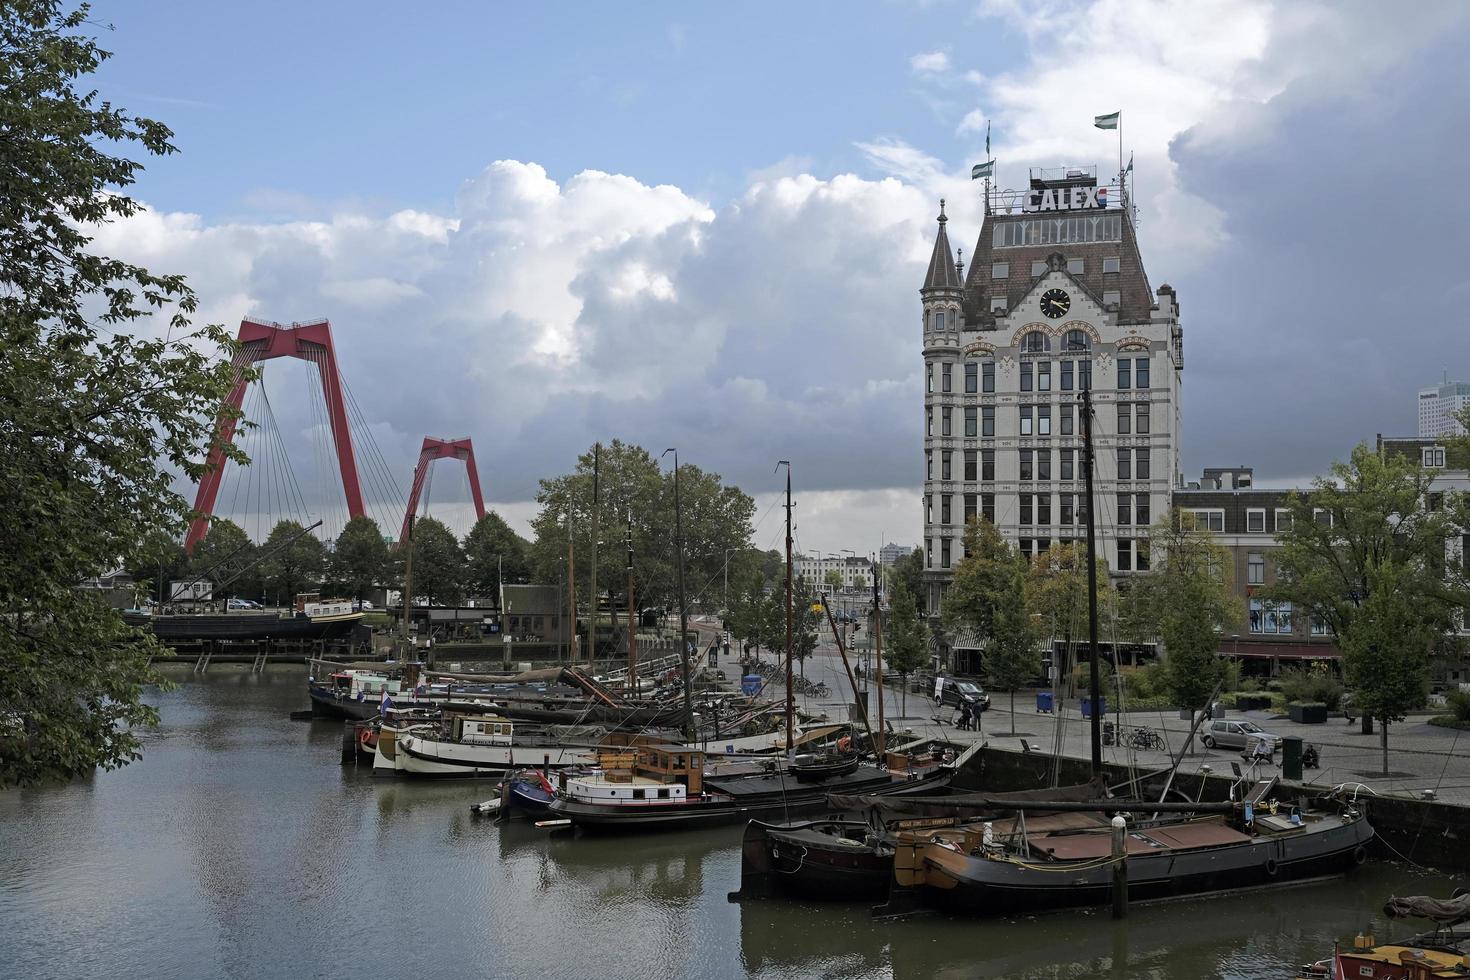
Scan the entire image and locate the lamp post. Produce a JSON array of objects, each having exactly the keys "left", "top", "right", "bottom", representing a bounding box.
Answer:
[{"left": 661, "top": 448, "right": 694, "bottom": 741}]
